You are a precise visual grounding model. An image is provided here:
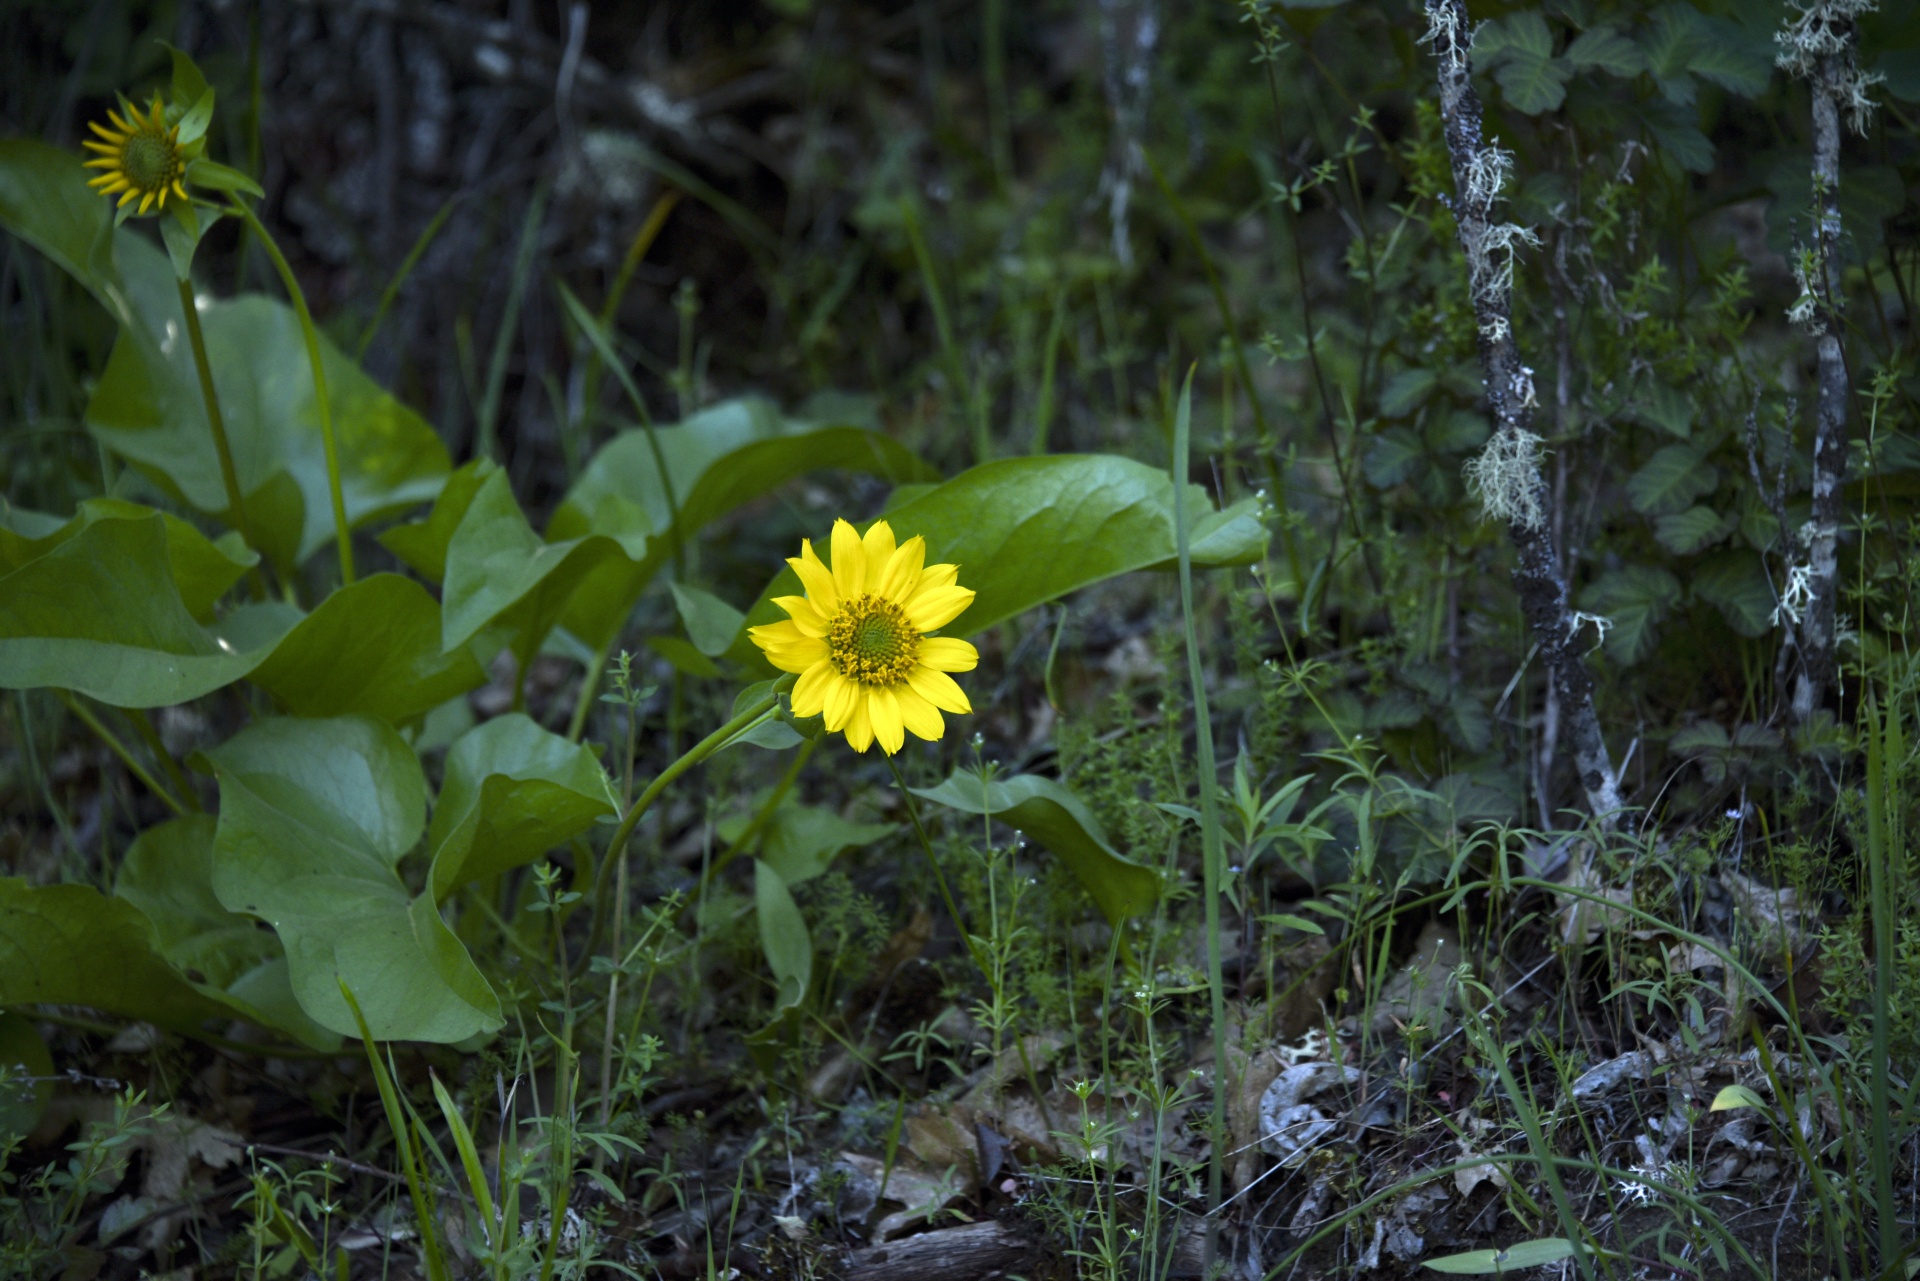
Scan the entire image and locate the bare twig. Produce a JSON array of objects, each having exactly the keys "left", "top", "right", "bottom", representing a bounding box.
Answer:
[{"left": 1421, "top": 0, "right": 1625, "bottom": 827}]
